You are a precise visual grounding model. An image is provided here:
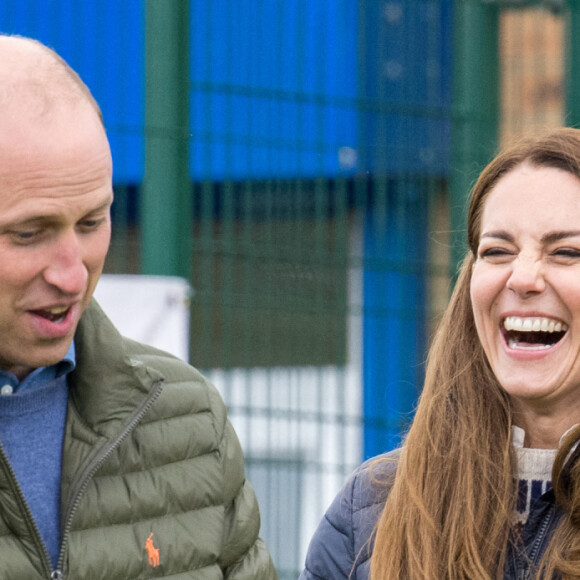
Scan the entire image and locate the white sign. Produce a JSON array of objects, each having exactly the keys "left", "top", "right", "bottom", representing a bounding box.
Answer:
[{"left": 94, "top": 274, "right": 191, "bottom": 362}]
